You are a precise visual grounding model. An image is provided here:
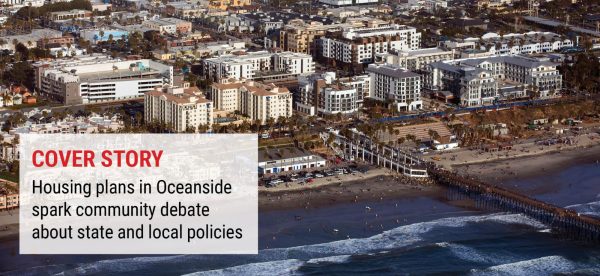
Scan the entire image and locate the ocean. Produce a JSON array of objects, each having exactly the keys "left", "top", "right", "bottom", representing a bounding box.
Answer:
[{"left": 2, "top": 161, "right": 600, "bottom": 275}]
